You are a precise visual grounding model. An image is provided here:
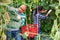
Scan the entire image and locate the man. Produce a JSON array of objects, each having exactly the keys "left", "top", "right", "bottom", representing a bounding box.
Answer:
[
  {"left": 5, "top": 5, "right": 26, "bottom": 40},
  {"left": 33, "top": 6, "right": 52, "bottom": 33}
]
